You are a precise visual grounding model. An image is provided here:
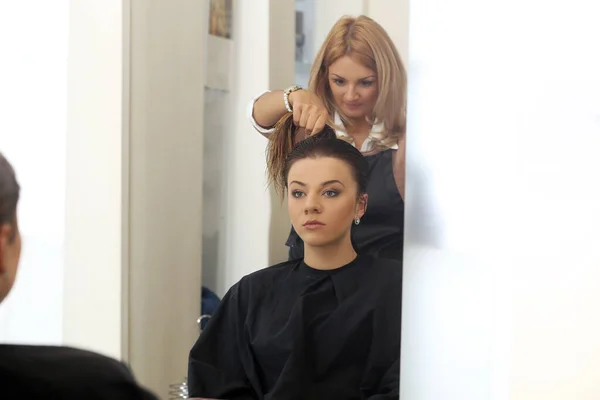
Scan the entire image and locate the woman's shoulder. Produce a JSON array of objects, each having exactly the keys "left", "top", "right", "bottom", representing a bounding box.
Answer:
[
  {"left": 0, "top": 344, "right": 156, "bottom": 398},
  {"left": 361, "top": 256, "right": 403, "bottom": 306},
  {"left": 363, "top": 255, "right": 403, "bottom": 282},
  {"left": 236, "top": 259, "right": 301, "bottom": 292},
  {"left": 362, "top": 147, "right": 396, "bottom": 159},
  {"left": 247, "top": 259, "right": 300, "bottom": 278}
]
